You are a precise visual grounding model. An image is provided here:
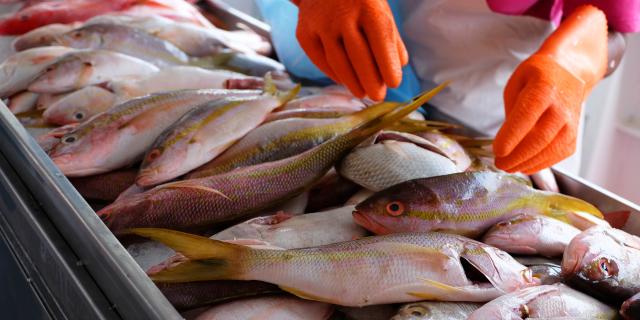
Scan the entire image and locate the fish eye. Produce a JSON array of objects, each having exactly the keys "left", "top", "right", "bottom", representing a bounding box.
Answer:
[
  {"left": 62, "top": 135, "right": 77, "bottom": 144},
  {"left": 597, "top": 257, "right": 618, "bottom": 277},
  {"left": 146, "top": 149, "right": 161, "bottom": 161},
  {"left": 72, "top": 31, "right": 82, "bottom": 38},
  {"left": 74, "top": 111, "right": 85, "bottom": 120},
  {"left": 385, "top": 201, "right": 404, "bottom": 216},
  {"left": 406, "top": 306, "right": 428, "bottom": 317},
  {"left": 83, "top": 61, "right": 93, "bottom": 67},
  {"left": 45, "top": 66, "right": 54, "bottom": 72}
]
